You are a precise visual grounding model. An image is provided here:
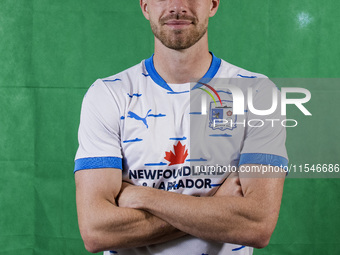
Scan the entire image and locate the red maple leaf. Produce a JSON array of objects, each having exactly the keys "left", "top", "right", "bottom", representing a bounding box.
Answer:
[{"left": 164, "top": 141, "right": 189, "bottom": 166}]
